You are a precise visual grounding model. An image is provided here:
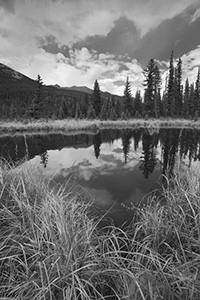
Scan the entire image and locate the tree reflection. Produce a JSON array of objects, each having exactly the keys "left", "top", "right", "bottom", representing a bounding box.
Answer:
[
  {"left": 121, "top": 130, "right": 132, "bottom": 164},
  {"left": 179, "top": 129, "right": 200, "bottom": 166},
  {"left": 40, "top": 150, "right": 48, "bottom": 168},
  {"left": 160, "top": 128, "right": 180, "bottom": 177},
  {"left": 93, "top": 132, "right": 102, "bottom": 158},
  {"left": 139, "top": 130, "right": 158, "bottom": 179},
  {"left": 132, "top": 129, "right": 142, "bottom": 151}
]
